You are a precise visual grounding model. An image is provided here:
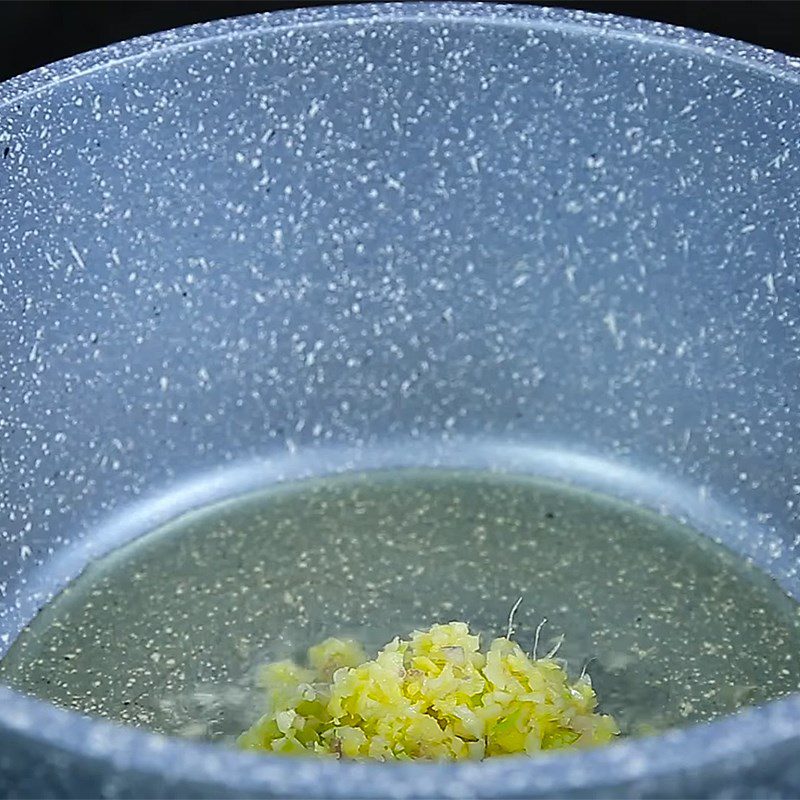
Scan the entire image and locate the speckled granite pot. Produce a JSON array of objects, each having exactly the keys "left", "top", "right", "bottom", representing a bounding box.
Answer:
[{"left": 1, "top": 3, "right": 799, "bottom": 797}]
